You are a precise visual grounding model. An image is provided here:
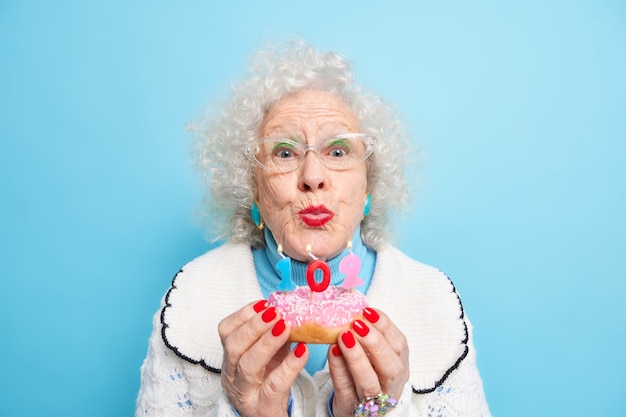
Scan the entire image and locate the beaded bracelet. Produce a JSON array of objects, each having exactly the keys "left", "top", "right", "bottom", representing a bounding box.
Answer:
[{"left": 352, "top": 393, "right": 398, "bottom": 417}]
